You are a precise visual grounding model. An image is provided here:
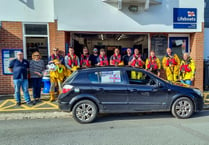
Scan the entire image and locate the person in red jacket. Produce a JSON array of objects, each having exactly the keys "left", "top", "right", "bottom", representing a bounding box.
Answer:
[
  {"left": 80, "top": 47, "right": 91, "bottom": 68},
  {"left": 129, "top": 48, "right": 144, "bottom": 68},
  {"left": 65, "top": 47, "right": 80, "bottom": 76},
  {"left": 97, "top": 49, "right": 109, "bottom": 66},
  {"left": 110, "top": 48, "right": 123, "bottom": 66}
]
